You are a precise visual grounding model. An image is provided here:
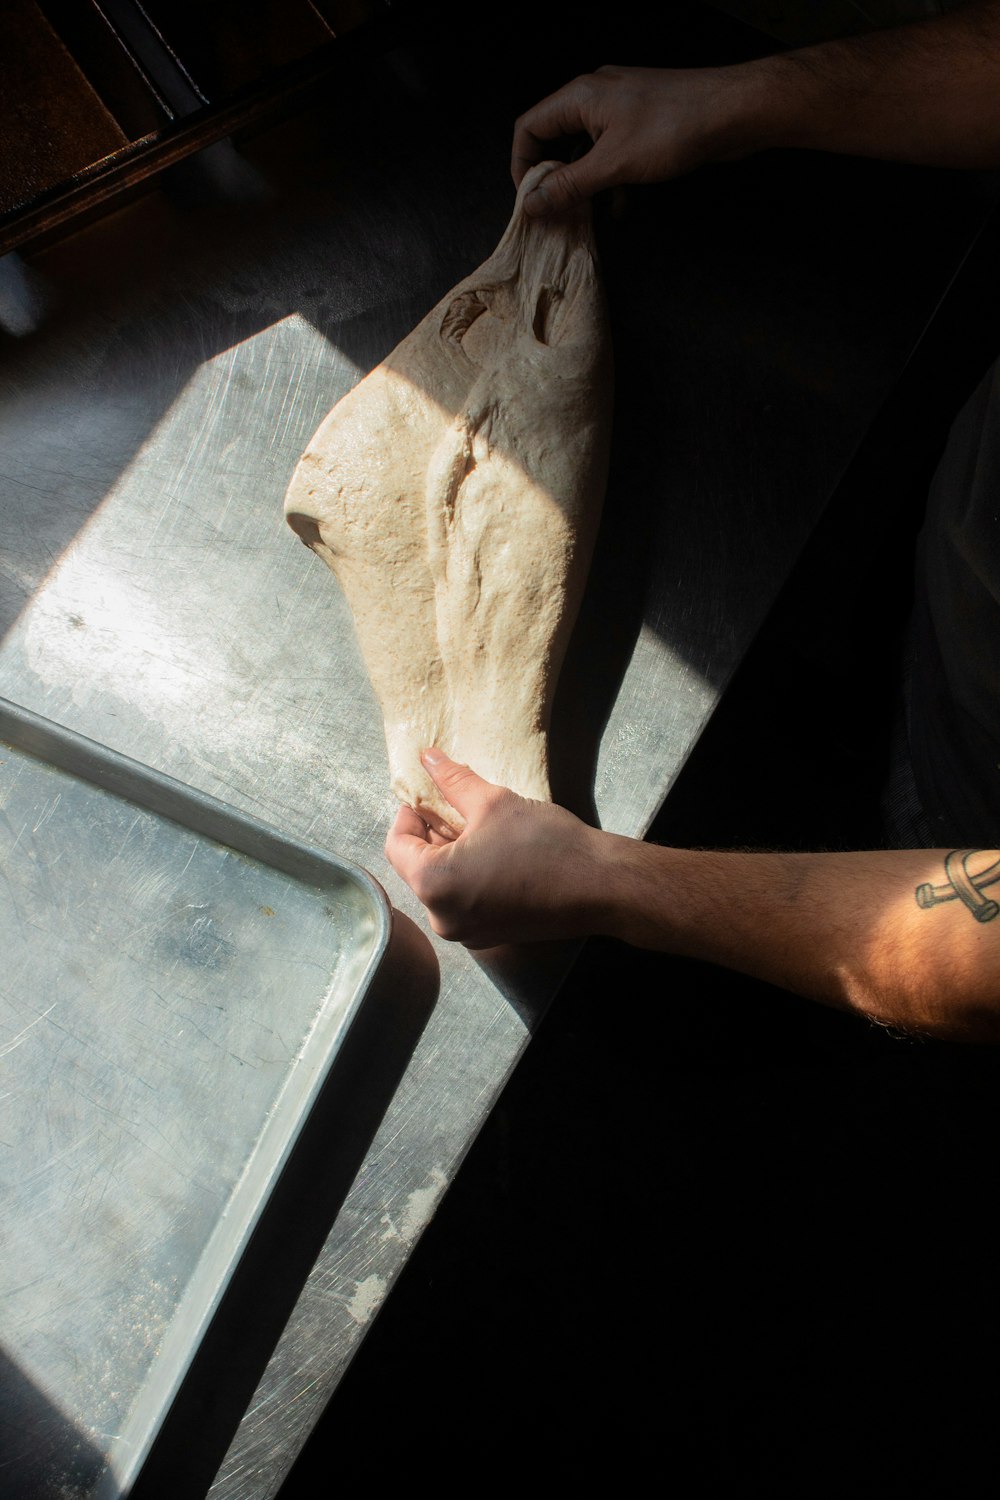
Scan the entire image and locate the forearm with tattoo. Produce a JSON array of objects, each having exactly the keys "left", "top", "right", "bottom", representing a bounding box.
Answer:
[{"left": 916, "top": 850, "right": 1000, "bottom": 923}]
